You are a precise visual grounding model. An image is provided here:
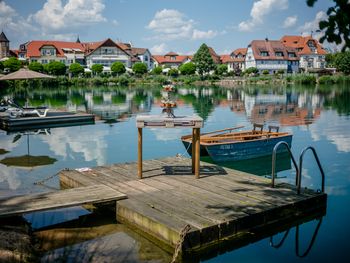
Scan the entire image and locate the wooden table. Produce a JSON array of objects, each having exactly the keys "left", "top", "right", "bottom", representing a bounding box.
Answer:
[{"left": 136, "top": 115, "right": 203, "bottom": 179}]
